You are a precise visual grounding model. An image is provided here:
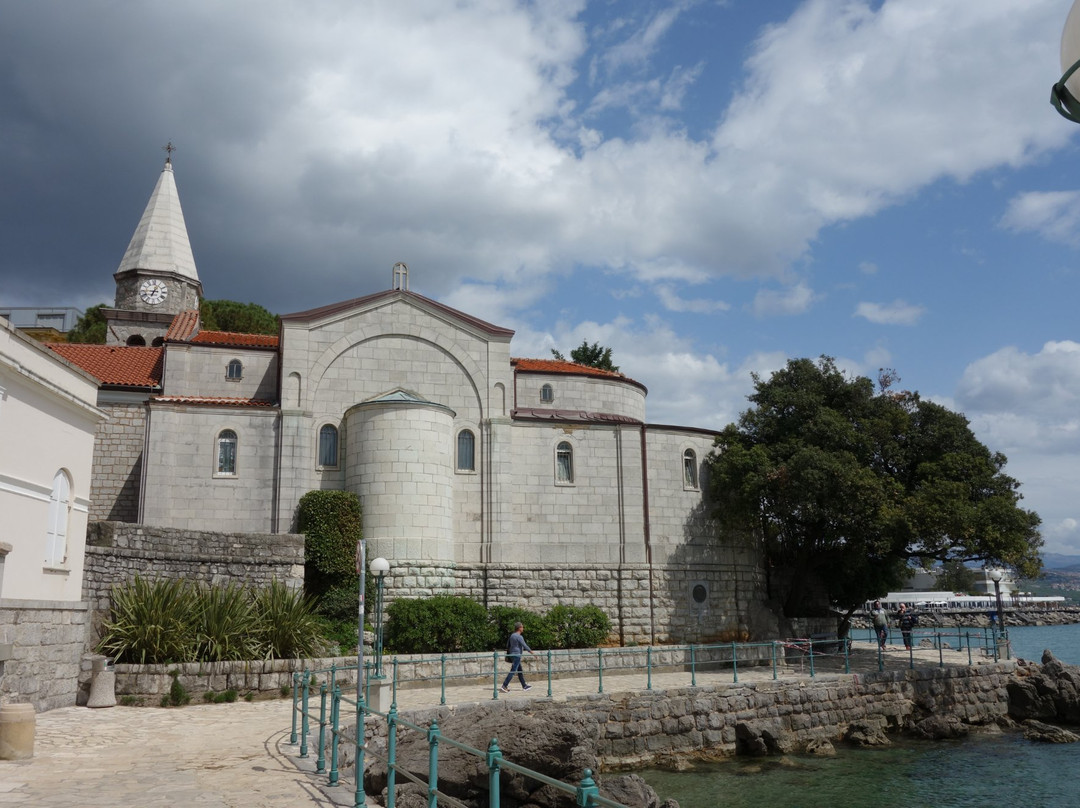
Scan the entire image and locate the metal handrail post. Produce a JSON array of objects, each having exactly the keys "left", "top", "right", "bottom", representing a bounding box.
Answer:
[
  {"left": 300, "top": 670, "right": 311, "bottom": 758},
  {"left": 316, "top": 683, "right": 328, "bottom": 773},
  {"left": 290, "top": 671, "right": 300, "bottom": 744},
  {"left": 597, "top": 648, "right": 604, "bottom": 694},
  {"left": 575, "top": 769, "right": 599, "bottom": 807},
  {"left": 392, "top": 657, "right": 399, "bottom": 704},
  {"left": 731, "top": 642, "right": 738, "bottom": 683},
  {"left": 844, "top": 637, "right": 850, "bottom": 674},
  {"left": 938, "top": 641, "right": 944, "bottom": 668},
  {"left": 352, "top": 692, "right": 365, "bottom": 807},
  {"left": 808, "top": 639, "right": 815, "bottom": 678},
  {"left": 967, "top": 632, "right": 973, "bottom": 666},
  {"left": 493, "top": 650, "right": 500, "bottom": 700},
  {"left": 647, "top": 646, "right": 652, "bottom": 690},
  {"left": 387, "top": 701, "right": 398, "bottom": 807},
  {"left": 546, "top": 649, "right": 553, "bottom": 698},
  {"left": 440, "top": 654, "right": 447, "bottom": 706},
  {"left": 487, "top": 738, "right": 503, "bottom": 808},
  {"left": 328, "top": 685, "right": 340, "bottom": 786},
  {"left": 771, "top": 641, "right": 778, "bottom": 680},
  {"left": 427, "top": 720, "right": 440, "bottom": 808},
  {"left": 690, "top": 644, "right": 696, "bottom": 687}
]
